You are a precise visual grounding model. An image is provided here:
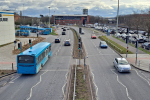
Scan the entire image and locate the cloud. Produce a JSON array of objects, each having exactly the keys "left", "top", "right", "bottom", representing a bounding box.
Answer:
[{"left": 0, "top": 0, "right": 150, "bottom": 17}]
